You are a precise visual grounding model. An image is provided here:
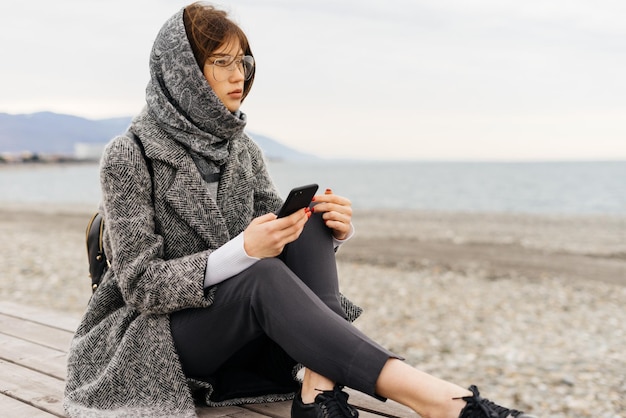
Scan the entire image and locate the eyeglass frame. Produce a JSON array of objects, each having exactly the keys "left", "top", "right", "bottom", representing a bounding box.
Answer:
[{"left": 206, "top": 54, "right": 255, "bottom": 81}]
